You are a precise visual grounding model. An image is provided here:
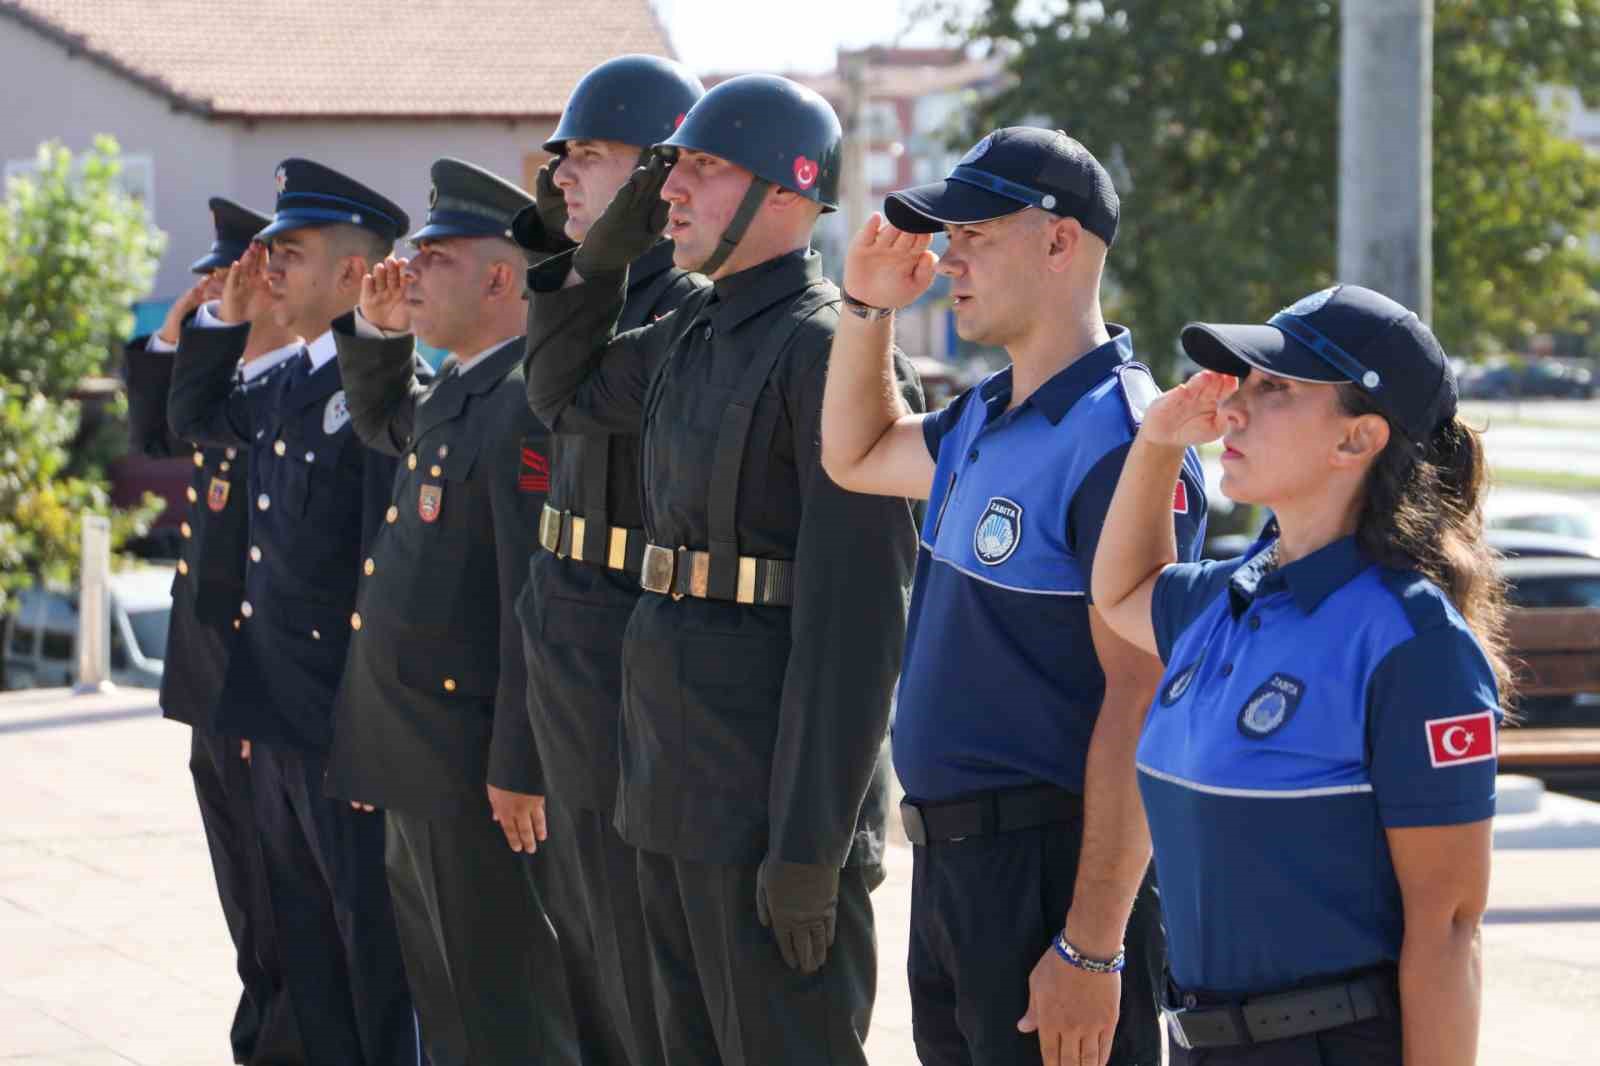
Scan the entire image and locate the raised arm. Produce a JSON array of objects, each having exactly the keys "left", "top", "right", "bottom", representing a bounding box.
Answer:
[
  {"left": 331, "top": 260, "right": 431, "bottom": 457},
  {"left": 1091, "top": 371, "right": 1237, "bottom": 654},
  {"left": 821, "top": 214, "right": 938, "bottom": 501},
  {"left": 168, "top": 247, "right": 276, "bottom": 448}
]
